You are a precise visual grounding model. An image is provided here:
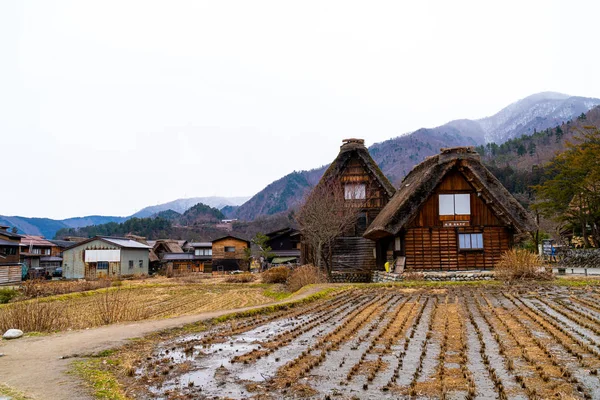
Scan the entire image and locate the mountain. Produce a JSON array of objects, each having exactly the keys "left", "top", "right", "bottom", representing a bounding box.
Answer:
[
  {"left": 234, "top": 169, "right": 324, "bottom": 221},
  {"left": 1, "top": 197, "right": 248, "bottom": 238},
  {"left": 131, "top": 196, "right": 250, "bottom": 218},
  {"left": 232, "top": 93, "right": 600, "bottom": 221}
]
